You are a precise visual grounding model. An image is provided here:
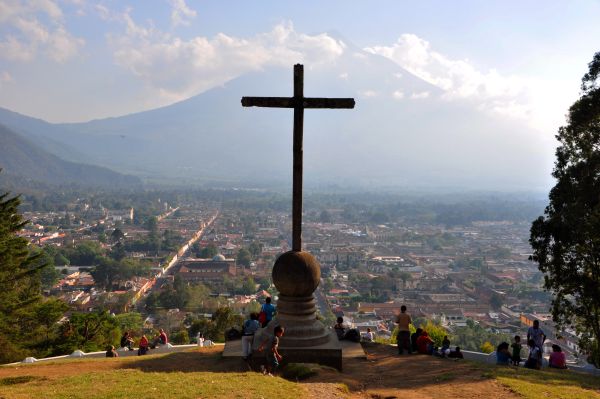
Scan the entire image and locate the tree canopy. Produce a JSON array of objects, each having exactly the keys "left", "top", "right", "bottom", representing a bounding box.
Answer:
[
  {"left": 0, "top": 190, "right": 46, "bottom": 362},
  {"left": 530, "top": 51, "right": 600, "bottom": 367}
]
